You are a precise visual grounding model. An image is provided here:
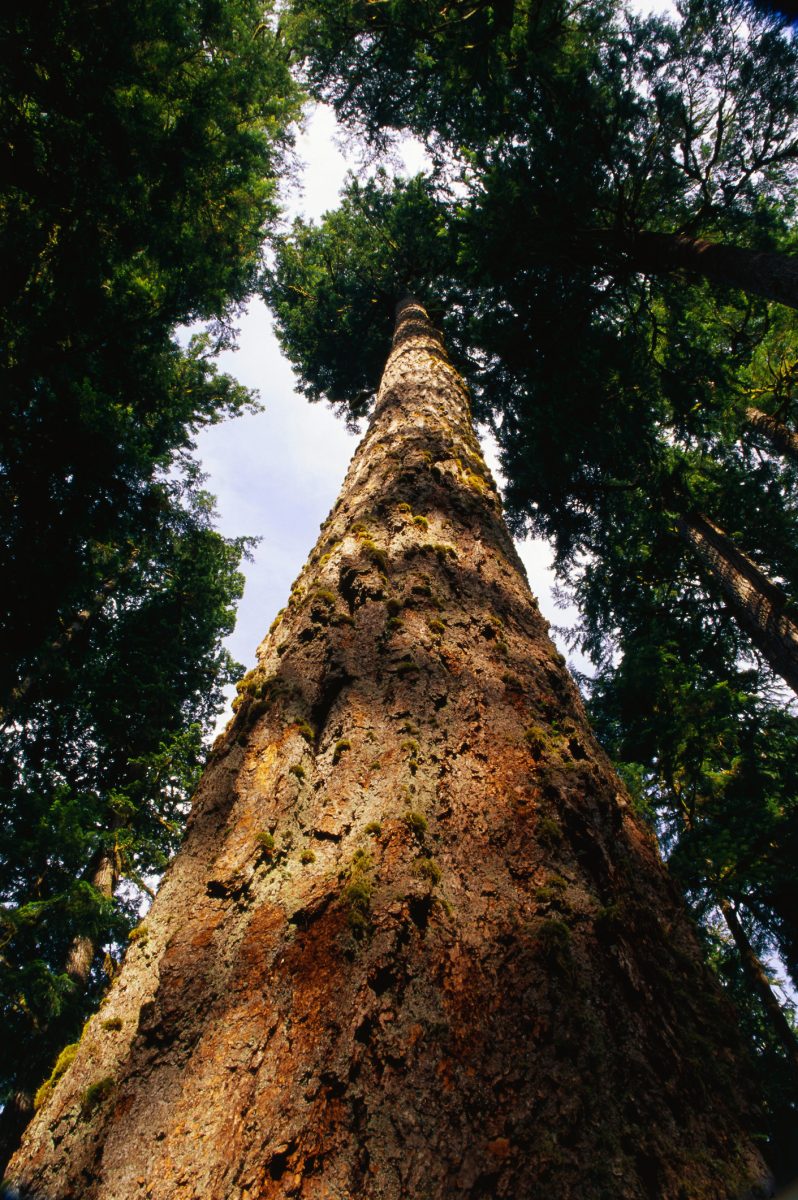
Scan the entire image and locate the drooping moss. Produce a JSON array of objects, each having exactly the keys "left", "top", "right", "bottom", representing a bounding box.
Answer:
[
  {"left": 257, "top": 830, "right": 276, "bottom": 856},
  {"left": 342, "top": 849, "right": 375, "bottom": 938},
  {"left": 365, "top": 821, "right": 383, "bottom": 836},
  {"left": 403, "top": 810, "right": 428, "bottom": 836},
  {"left": 422, "top": 541, "right": 458, "bottom": 561},
  {"left": 101, "top": 1017, "right": 123, "bottom": 1032},
  {"left": 289, "top": 763, "right": 306, "bottom": 781},
  {"left": 413, "top": 856, "right": 442, "bottom": 885},
  {"left": 332, "top": 738, "right": 351, "bottom": 764},
  {"left": 360, "top": 536, "right": 389, "bottom": 571},
  {"left": 537, "top": 918, "right": 572, "bottom": 964},
  {"left": 333, "top": 612, "right": 356, "bottom": 627},
  {"left": 300, "top": 849, "right": 316, "bottom": 865},
  {"left": 81, "top": 1076, "right": 114, "bottom": 1115},
  {"left": 34, "top": 1042, "right": 80, "bottom": 1111},
  {"left": 537, "top": 816, "right": 563, "bottom": 847},
  {"left": 293, "top": 720, "right": 315, "bottom": 744},
  {"left": 268, "top": 608, "right": 286, "bottom": 634}
]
